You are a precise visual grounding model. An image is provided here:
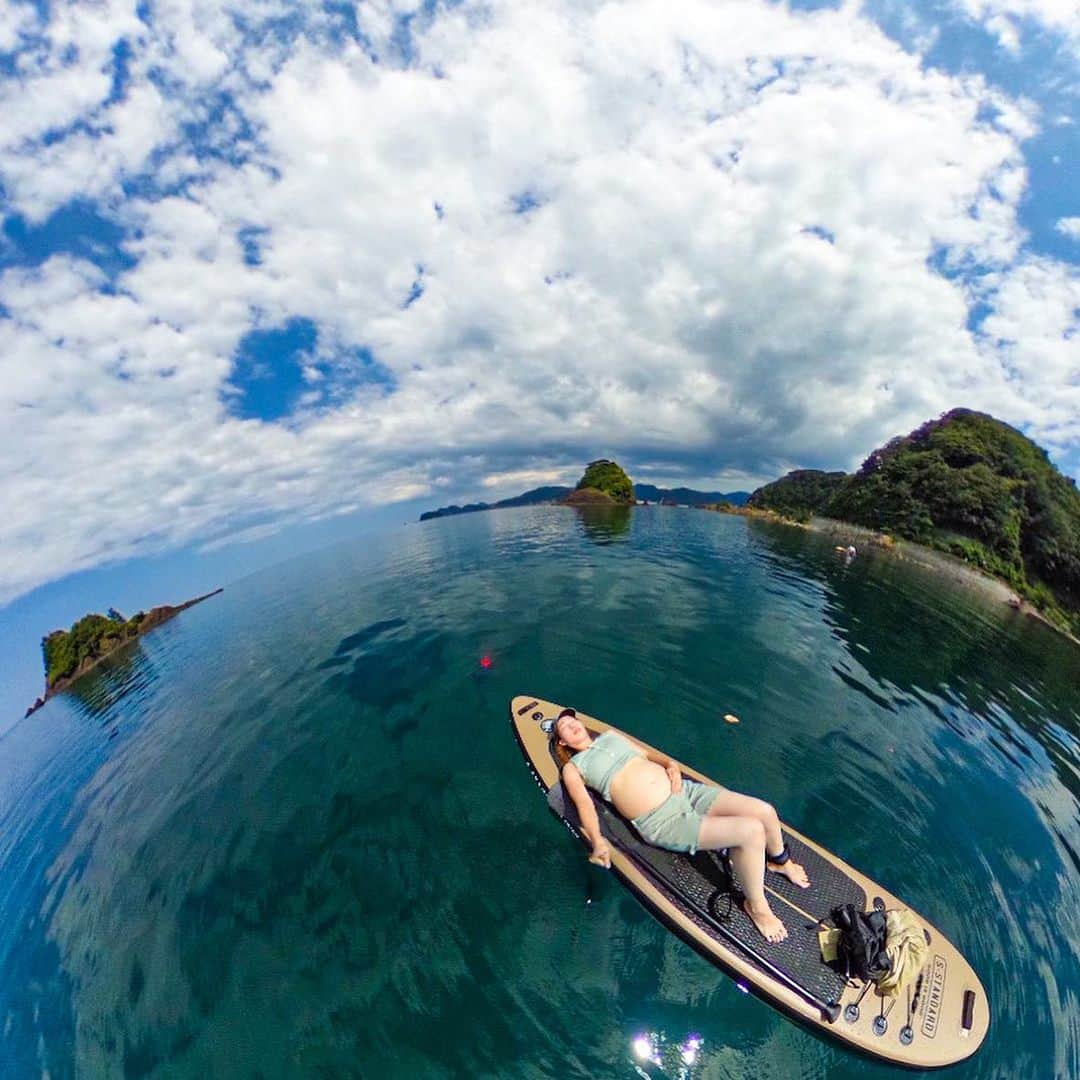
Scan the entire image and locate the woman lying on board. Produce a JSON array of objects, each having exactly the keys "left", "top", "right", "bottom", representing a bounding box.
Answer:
[{"left": 552, "top": 708, "right": 808, "bottom": 942}]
